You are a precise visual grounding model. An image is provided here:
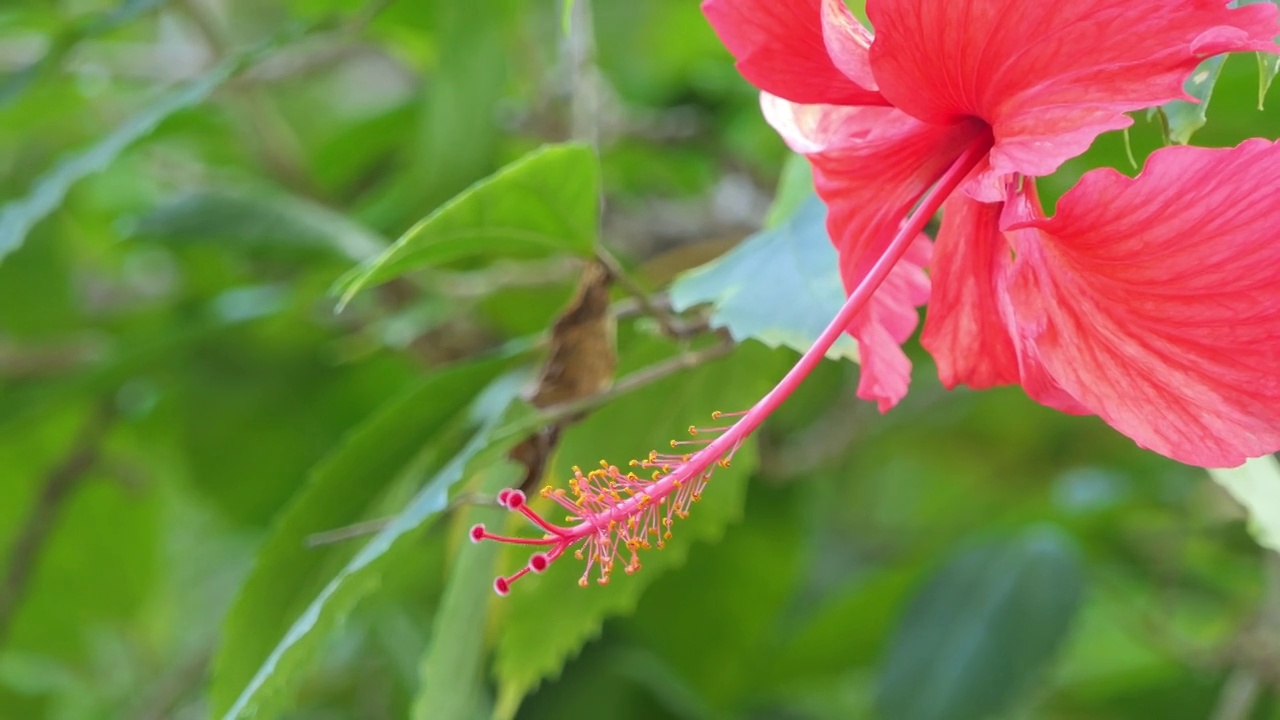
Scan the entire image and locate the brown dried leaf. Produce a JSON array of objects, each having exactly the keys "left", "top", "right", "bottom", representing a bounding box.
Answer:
[{"left": 511, "top": 259, "right": 617, "bottom": 490}]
